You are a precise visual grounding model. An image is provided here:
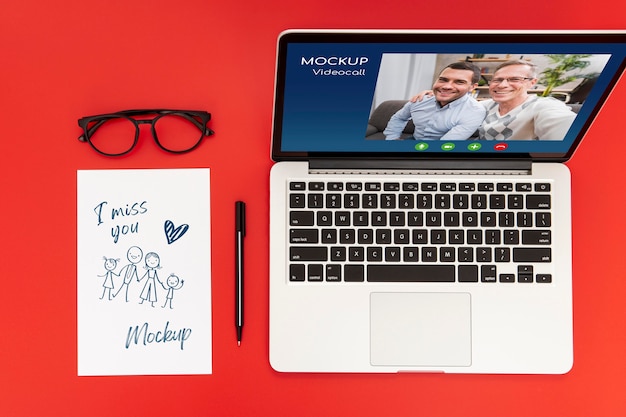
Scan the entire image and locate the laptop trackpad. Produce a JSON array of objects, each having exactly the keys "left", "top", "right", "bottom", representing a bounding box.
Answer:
[{"left": 370, "top": 292, "right": 472, "bottom": 367}]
